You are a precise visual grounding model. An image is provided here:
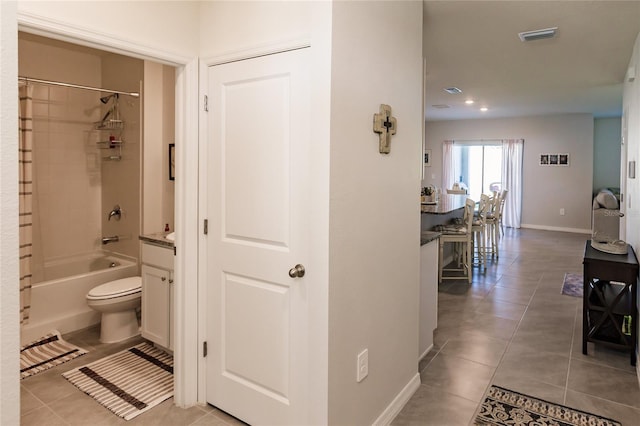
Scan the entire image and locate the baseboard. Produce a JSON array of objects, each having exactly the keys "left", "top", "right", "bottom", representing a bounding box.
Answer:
[
  {"left": 419, "top": 343, "right": 433, "bottom": 362},
  {"left": 637, "top": 348, "right": 640, "bottom": 386},
  {"left": 520, "top": 223, "right": 591, "bottom": 234},
  {"left": 372, "top": 373, "right": 421, "bottom": 426}
]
